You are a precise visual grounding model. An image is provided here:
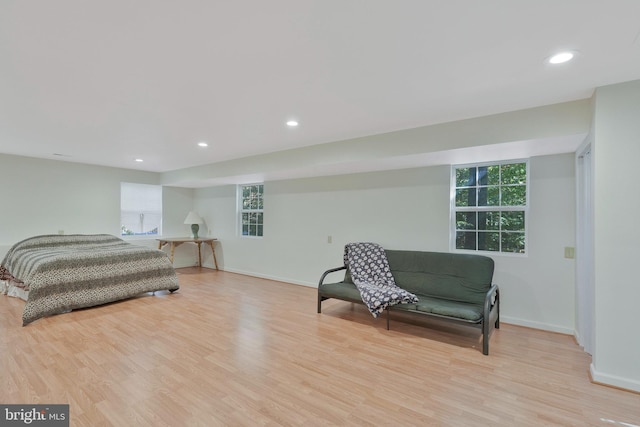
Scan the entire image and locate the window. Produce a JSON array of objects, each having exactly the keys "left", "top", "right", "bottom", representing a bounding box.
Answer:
[
  {"left": 239, "top": 184, "right": 264, "bottom": 237},
  {"left": 120, "top": 183, "right": 162, "bottom": 236},
  {"left": 451, "top": 161, "right": 528, "bottom": 254}
]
